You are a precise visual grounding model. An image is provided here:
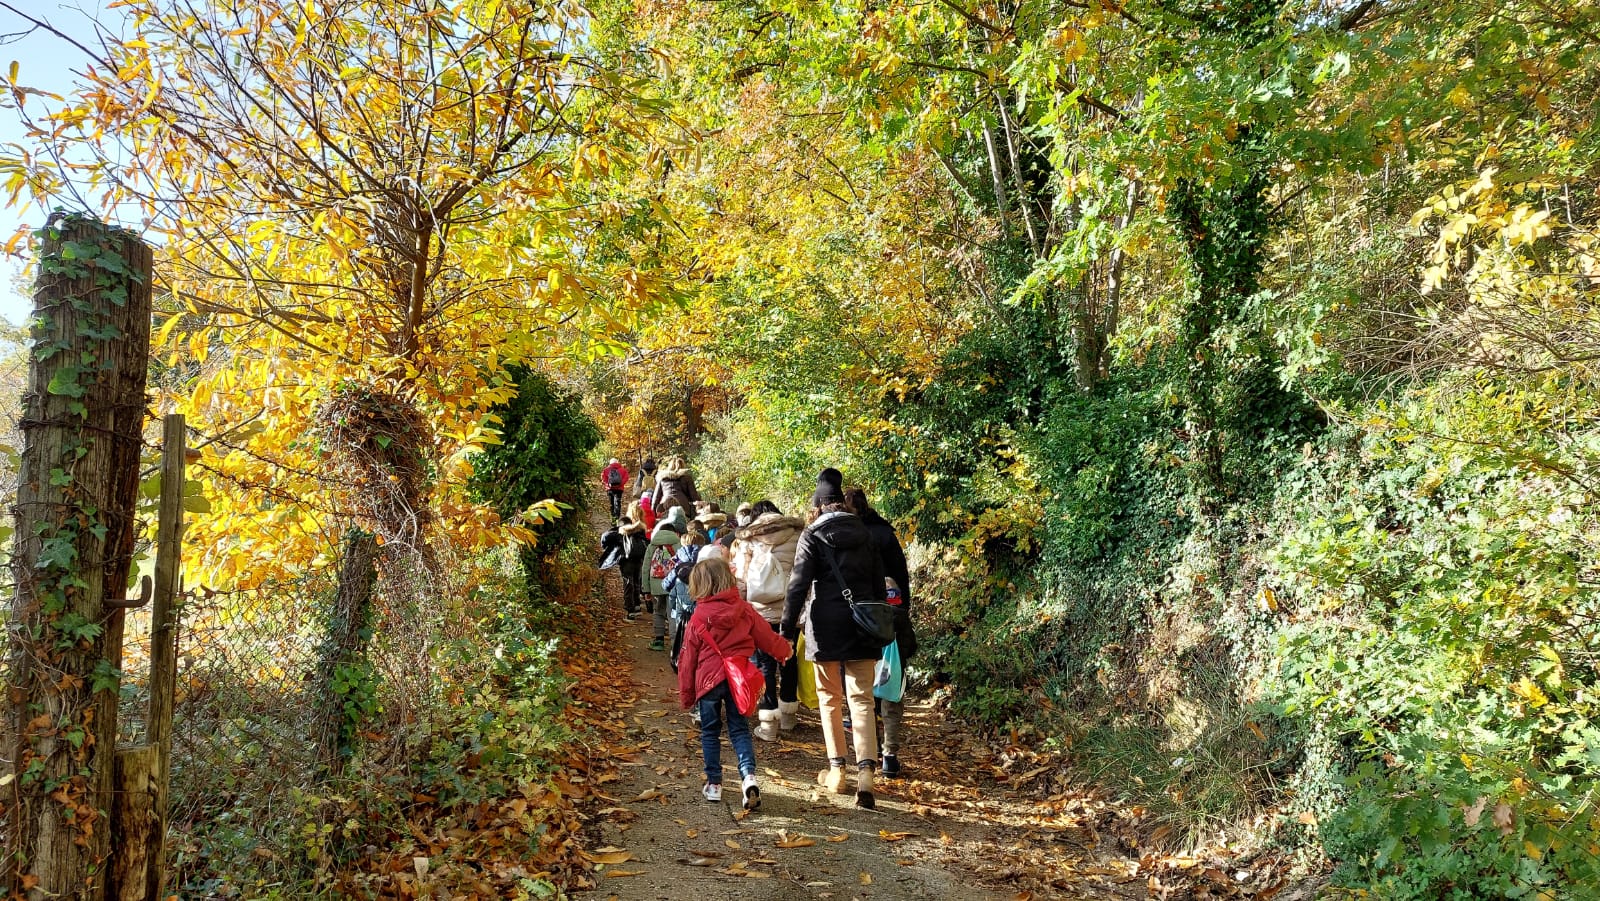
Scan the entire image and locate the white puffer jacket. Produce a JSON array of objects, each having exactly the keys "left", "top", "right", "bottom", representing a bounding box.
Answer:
[{"left": 731, "top": 513, "right": 805, "bottom": 623}]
